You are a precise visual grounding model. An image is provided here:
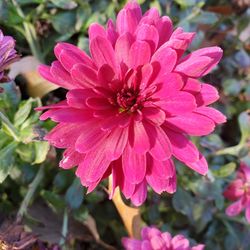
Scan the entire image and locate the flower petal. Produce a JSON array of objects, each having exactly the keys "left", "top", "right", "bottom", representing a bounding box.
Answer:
[
  {"left": 130, "top": 180, "right": 147, "bottom": 206},
  {"left": 226, "top": 199, "right": 243, "bottom": 216},
  {"left": 122, "top": 144, "right": 146, "bottom": 184},
  {"left": 90, "top": 36, "right": 117, "bottom": 70},
  {"left": 175, "top": 46, "right": 223, "bottom": 77},
  {"left": 165, "top": 113, "right": 215, "bottom": 136},
  {"left": 129, "top": 40, "right": 151, "bottom": 68},
  {"left": 165, "top": 128, "right": 199, "bottom": 163}
]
